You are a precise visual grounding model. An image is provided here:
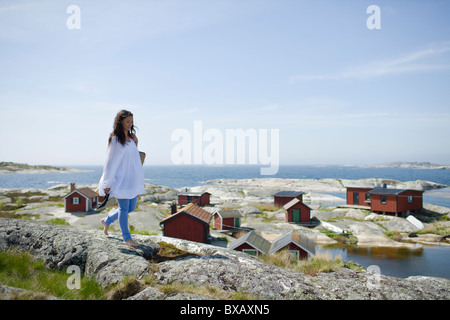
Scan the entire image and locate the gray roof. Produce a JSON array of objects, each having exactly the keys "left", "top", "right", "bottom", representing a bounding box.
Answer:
[
  {"left": 228, "top": 231, "right": 271, "bottom": 254},
  {"left": 229, "top": 230, "right": 315, "bottom": 256},
  {"left": 368, "top": 187, "right": 407, "bottom": 195},
  {"left": 269, "top": 231, "right": 315, "bottom": 256},
  {"left": 178, "top": 192, "right": 210, "bottom": 196},
  {"left": 273, "top": 191, "right": 304, "bottom": 197},
  {"left": 283, "top": 198, "right": 311, "bottom": 210},
  {"left": 283, "top": 198, "right": 300, "bottom": 210},
  {"left": 214, "top": 209, "right": 243, "bottom": 219}
]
